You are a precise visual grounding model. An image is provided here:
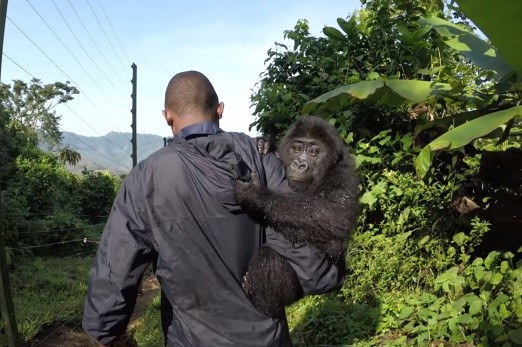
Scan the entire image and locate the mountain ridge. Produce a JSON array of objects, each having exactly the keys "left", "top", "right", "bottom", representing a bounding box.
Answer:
[{"left": 62, "top": 131, "right": 166, "bottom": 175}]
